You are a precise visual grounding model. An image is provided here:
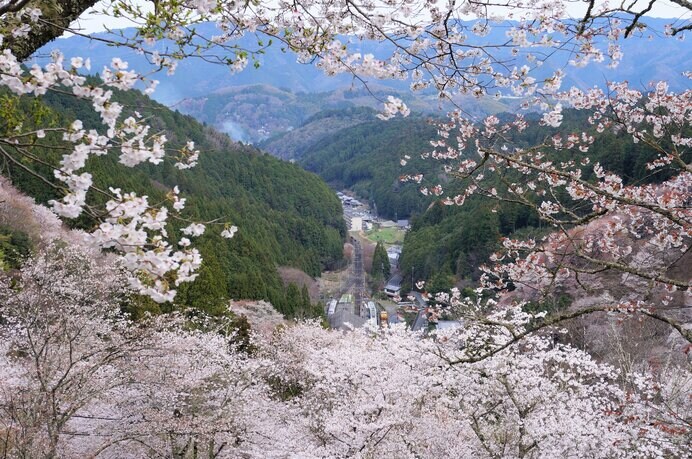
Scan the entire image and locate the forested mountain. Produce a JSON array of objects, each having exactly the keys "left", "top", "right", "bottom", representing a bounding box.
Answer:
[
  {"left": 1, "top": 85, "right": 345, "bottom": 318},
  {"left": 299, "top": 116, "right": 442, "bottom": 220},
  {"left": 260, "top": 106, "right": 378, "bottom": 160},
  {"left": 178, "top": 84, "right": 510, "bottom": 143},
  {"left": 179, "top": 85, "right": 411, "bottom": 144},
  {"left": 400, "top": 108, "right": 687, "bottom": 293},
  {"left": 399, "top": 198, "right": 538, "bottom": 293}
]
